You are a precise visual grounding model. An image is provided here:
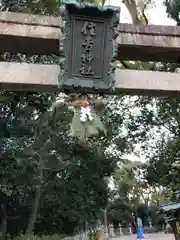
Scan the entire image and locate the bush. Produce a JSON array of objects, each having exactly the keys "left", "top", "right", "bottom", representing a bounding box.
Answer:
[
  {"left": 143, "top": 226, "right": 158, "bottom": 233},
  {"left": 13, "top": 234, "right": 67, "bottom": 240}
]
